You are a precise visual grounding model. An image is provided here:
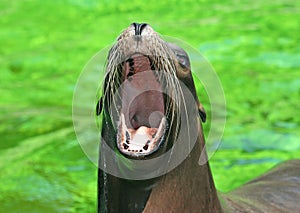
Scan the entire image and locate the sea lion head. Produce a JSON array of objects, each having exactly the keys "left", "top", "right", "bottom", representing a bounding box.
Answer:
[{"left": 97, "top": 23, "right": 206, "bottom": 159}]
